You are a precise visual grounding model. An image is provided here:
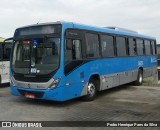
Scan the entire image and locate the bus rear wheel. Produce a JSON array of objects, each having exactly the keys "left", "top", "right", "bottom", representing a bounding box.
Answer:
[
  {"left": 82, "top": 79, "right": 97, "bottom": 101},
  {"left": 134, "top": 69, "right": 143, "bottom": 86}
]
